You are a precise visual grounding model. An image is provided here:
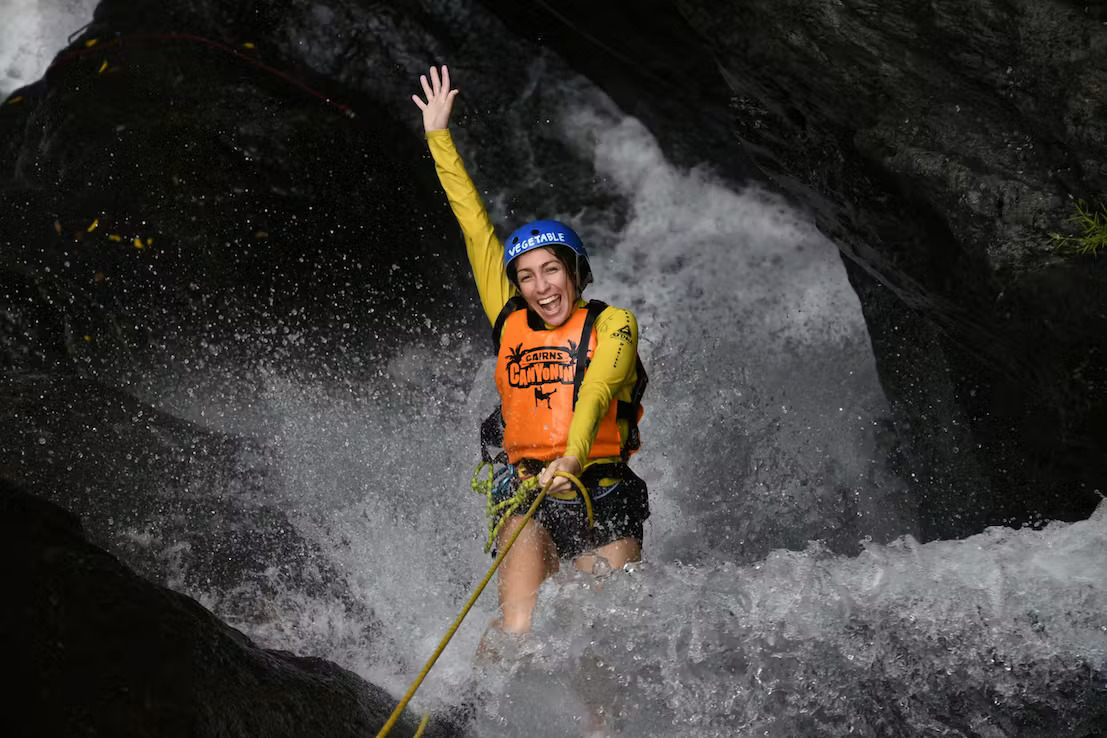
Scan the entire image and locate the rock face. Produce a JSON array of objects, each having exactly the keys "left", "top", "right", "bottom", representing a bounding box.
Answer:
[
  {"left": 0, "top": 0, "right": 483, "bottom": 381},
  {"left": 2, "top": 479, "right": 443, "bottom": 737},
  {"left": 478, "top": 0, "right": 1107, "bottom": 539}
]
